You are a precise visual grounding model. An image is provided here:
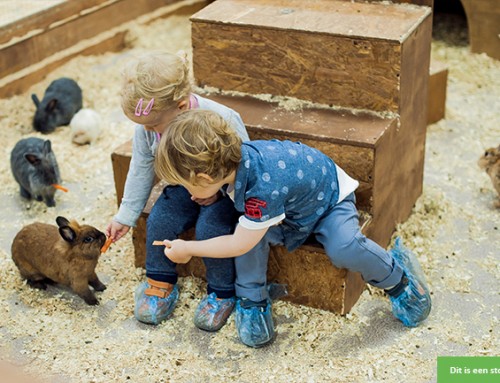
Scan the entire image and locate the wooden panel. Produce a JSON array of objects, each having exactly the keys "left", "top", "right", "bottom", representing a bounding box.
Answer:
[
  {"left": 0, "top": 0, "right": 109, "bottom": 44},
  {"left": 428, "top": 59, "right": 448, "bottom": 124},
  {"left": 111, "top": 140, "right": 133, "bottom": 207},
  {"left": 461, "top": 0, "right": 500, "bottom": 60},
  {"left": 191, "top": 0, "right": 431, "bottom": 112},
  {"left": 0, "top": 31, "right": 127, "bottom": 99},
  {"left": 368, "top": 15, "right": 432, "bottom": 248},
  {"left": 0, "top": 0, "right": 180, "bottom": 80}
]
